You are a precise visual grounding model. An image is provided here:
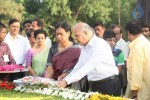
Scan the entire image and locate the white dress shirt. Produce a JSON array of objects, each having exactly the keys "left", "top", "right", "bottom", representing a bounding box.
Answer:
[
  {"left": 116, "top": 38, "right": 129, "bottom": 60},
  {"left": 4, "top": 33, "right": 30, "bottom": 66},
  {"left": 45, "top": 37, "right": 52, "bottom": 49},
  {"left": 65, "top": 35, "right": 119, "bottom": 85}
]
